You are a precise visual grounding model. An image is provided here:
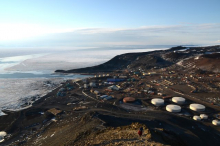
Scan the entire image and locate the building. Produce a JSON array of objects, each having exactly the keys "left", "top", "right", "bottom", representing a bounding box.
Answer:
[
  {"left": 107, "top": 78, "right": 125, "bottom": 82},
  {"left": 108, "top": 85, "right": 119, "bottom": 90},
  {"left": 123, "top": 97, "right": 135, "bottom": 103},
  {"left": 90, "top": 82, "right": 96, "bottom": 87},
  {"left": 47, "top": 108, "right": 63, "bottom": 116}
]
